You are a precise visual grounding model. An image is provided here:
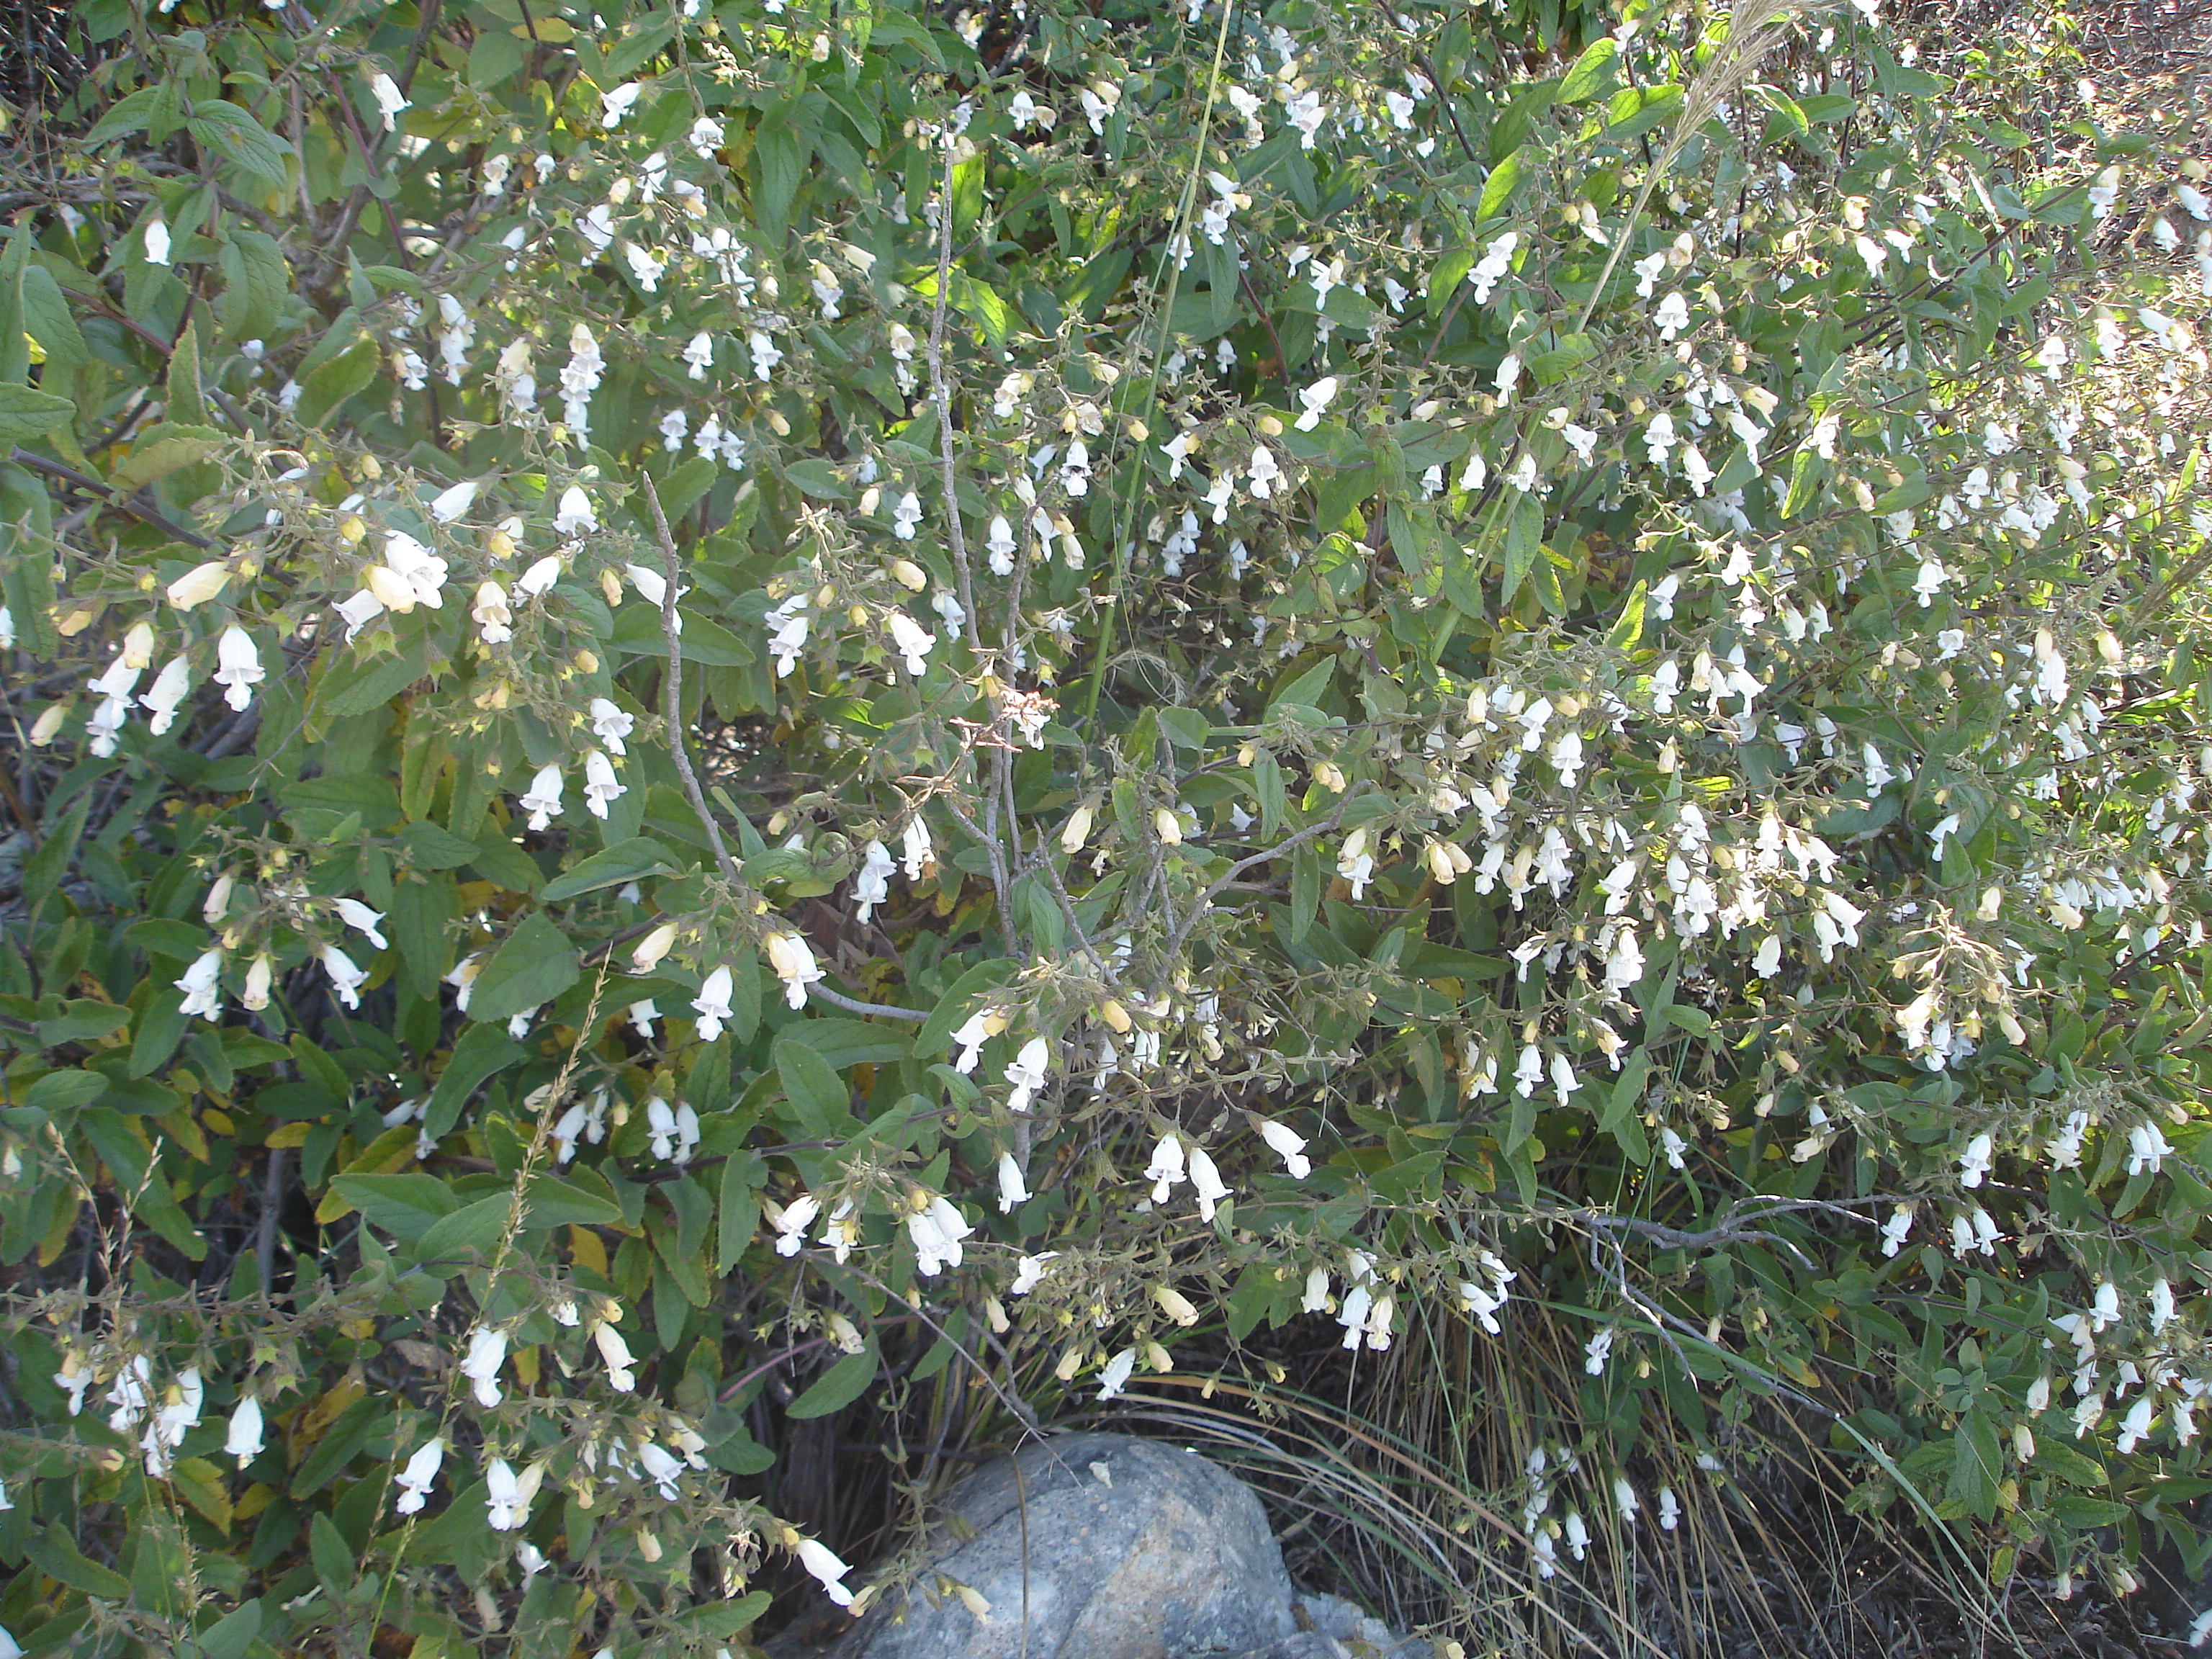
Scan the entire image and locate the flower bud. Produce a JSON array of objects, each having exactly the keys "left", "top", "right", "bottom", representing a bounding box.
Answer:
[
  {"left": 1096, "top": 997, "right": 1131, "bottom": 1034},
  {"left": 166, "top": 561, "right": 233, "bottom": 611},
  {"left": 1313, "top": 760, "right": 1346, "bottom": 793},
  {"left": 28, "top": 703, "right": 68, "bottom": 745},
  {"left": 1061, "top": 804, "right": 1095, "bottom": 853},
  {"left": 1154, "top": 1285, "right": 1200, "bottom": 1326},
  {"left": 120, "top": 621, "right": 156, "bottom": 670},
  {"left": 632, "top": 921, "right": 680, "bottom": 972},
  {"left": 1152, "top": 807, "right": 1184, "bottom": 845},
  {"left": 1256, "top": 414, "right": 1284, "bottom": 436},
  {"left": 890, "top": 559, "right": 928, "bottom": 592}
]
